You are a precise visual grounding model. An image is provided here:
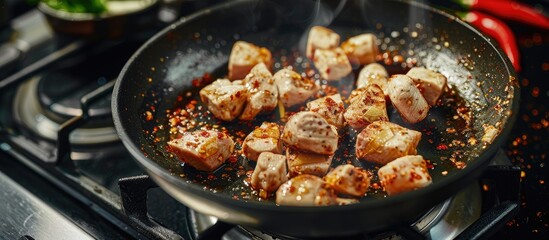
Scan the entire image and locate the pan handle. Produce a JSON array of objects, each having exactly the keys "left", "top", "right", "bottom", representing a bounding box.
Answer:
[{"left": 119, "top": 175, "right": 184, "bottom": 240}]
